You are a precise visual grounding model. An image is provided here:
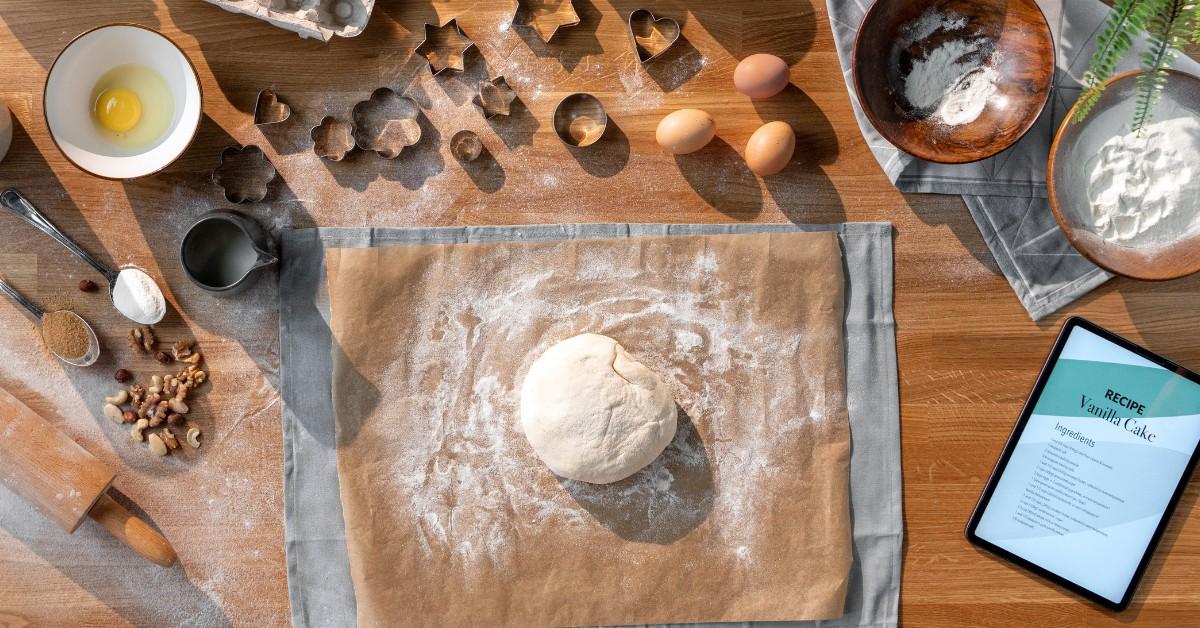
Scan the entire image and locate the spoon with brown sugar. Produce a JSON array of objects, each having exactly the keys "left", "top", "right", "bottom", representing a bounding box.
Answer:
[{"left": 0, "top": 278, "right": 99, "bottom": 367}]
